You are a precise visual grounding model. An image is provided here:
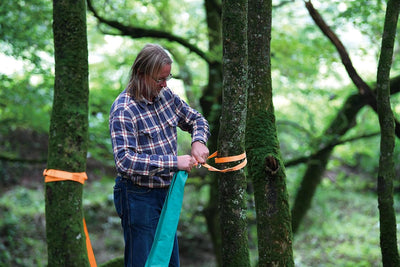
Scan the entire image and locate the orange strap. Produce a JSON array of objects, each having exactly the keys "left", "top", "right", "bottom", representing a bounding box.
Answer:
[
  {"left": 83, "top": 218, "right": 97, "bottom": 267},
  {"left": 44, "top": 169, "right": 97, "bottom": 267},
  {"left": 200, "top": 151, "right": 247, "bottom": 172},
  {"left": 43, "top": 169, "right": 88, "bottom": 184}
]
